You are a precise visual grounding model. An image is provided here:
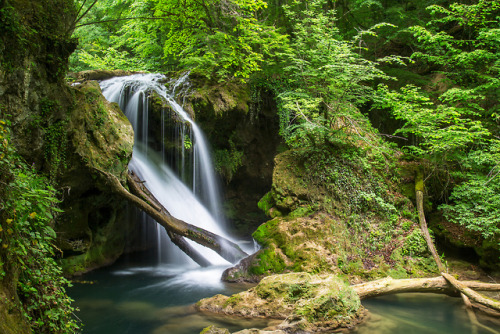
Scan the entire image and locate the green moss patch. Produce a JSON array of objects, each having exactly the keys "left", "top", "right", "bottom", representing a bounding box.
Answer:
[{"left": 197, "top": 273, "right": 364, "bottom": 333}]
